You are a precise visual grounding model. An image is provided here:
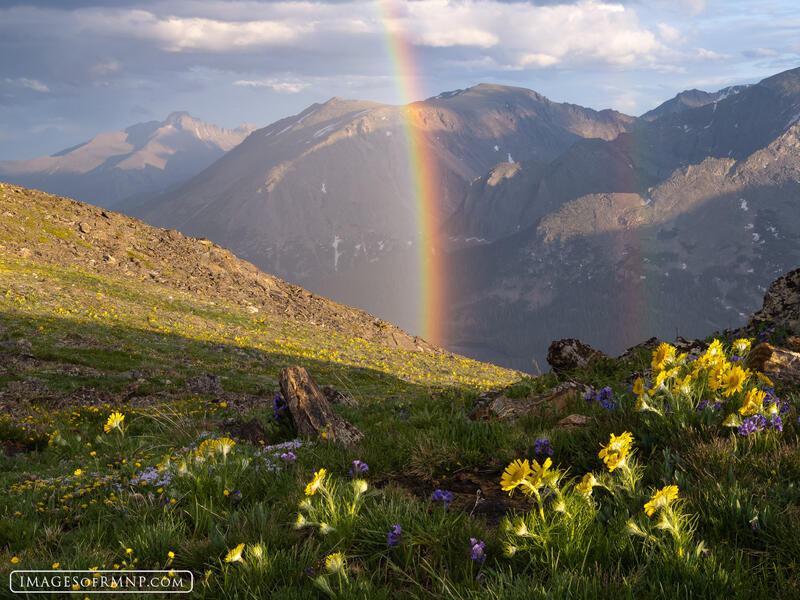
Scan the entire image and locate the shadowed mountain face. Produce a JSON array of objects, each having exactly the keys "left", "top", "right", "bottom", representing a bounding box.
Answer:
[
  {"left": 135, "top": 84, "right": 632, "bottom": 333},
  {"left": 0, "top": 113, "right": 256, "bottom": 210},
  {"left": 445, "top": 67, "right": 800, "bottom": 369}
]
